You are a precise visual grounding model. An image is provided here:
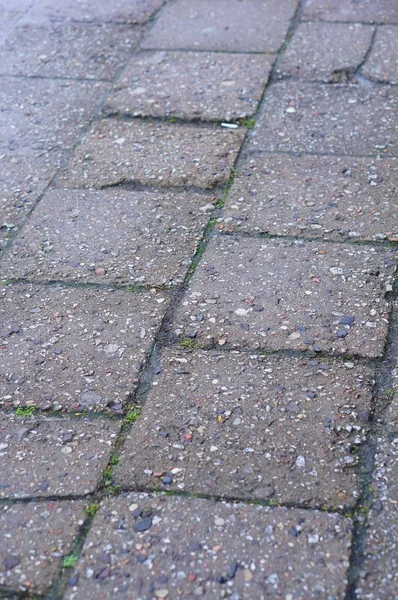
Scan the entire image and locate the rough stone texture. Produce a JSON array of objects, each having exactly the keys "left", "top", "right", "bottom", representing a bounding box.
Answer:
[
  {"left": 363, "top": 26, "right": 398, "bottom": 84},
  {"left": 251, "top": 82, "right": 397, "bottom": 156},
  {"left": 21, "top": 0, "right": 164, "bottom": 24},
  {"left": 105, "top": 51, "right": 273, "bottom": 121},
  {"left": 0, "top": 151, "right": 62, "bottom": 251},
  {"left": 65, "top": 493, "right": 352, "bottom": 600},
  {"left": 174, "top": 236, "right": 395, "bottom": 357},
  {"left": 222, "top": 154, "right": 398, "bottom": 241},
  {"left": 142, "top": 0, "right": 297, "bottom": 53},
  {"left": 0, "top": 23, "right": 141, "bottom": 80},
  {"left": 0, "top": 416, "right": 119, "bottom": 498},
  {"left": 356, "top": 437, "right": 398, "bottom": 599},
  {"left": 0, "top": 283, "right": 168, "bottom": 412},
  {"left": 59, "top": 120, "right": 245, "bottom": 189},
  {"left": 0, "top": 500, "right": 85, "bottom": 594},
  {"left": 303, "top": 0, "right": 398, "bottom": 23},
  {"left": 116, "top": 349, "right": 372, "bottom": 507},
  {"left": 1, "top": 188, "right": 215, "bottom": 286},
  {"left": 0, "top": 0, "right": 31, "bottom": 41},
  {"left": 277, "top": 22, "right": 373, "bottom": 81},
  {"left": 0, "top": 77, "right": 108, "bottom": 153}
]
